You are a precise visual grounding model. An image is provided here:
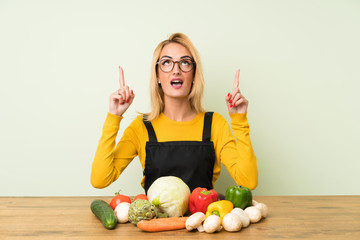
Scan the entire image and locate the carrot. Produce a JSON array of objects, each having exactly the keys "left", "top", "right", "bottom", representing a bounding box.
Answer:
[{"left": 137, "top": 217, "right": 189, "bottom": 232}]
